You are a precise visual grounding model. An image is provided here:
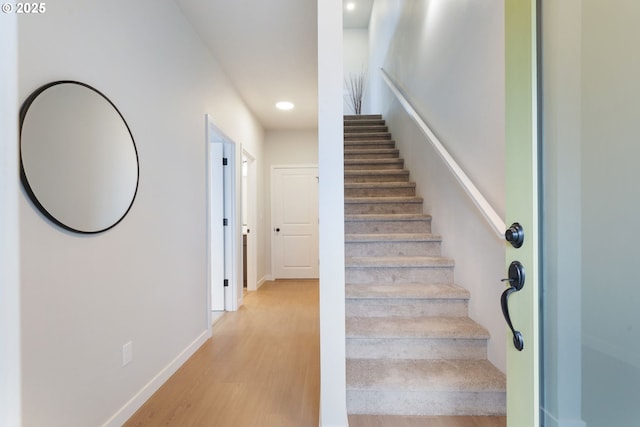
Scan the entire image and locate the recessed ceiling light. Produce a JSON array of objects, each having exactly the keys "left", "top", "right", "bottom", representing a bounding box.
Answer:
[
  {"left": 276, "top": 101, "right": 295, "bottom": 111},
  {"left": 346, "top": 2, "right": 356, "bottom": 11}
]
